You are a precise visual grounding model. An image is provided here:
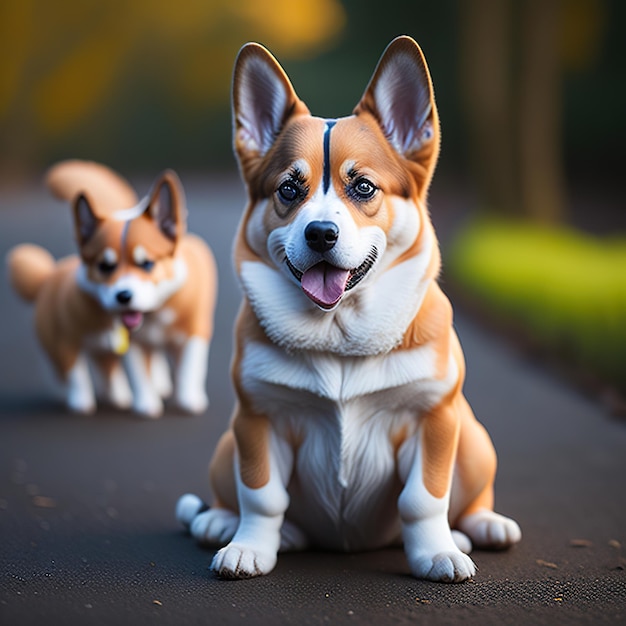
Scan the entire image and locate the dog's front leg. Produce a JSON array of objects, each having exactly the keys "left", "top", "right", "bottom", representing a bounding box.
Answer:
[
  {"left": 398, "top": 397, "right": 476, "bottom": 582},
  {"left": 123, "top": 344, "right": 163, "bottom": 417},
  {"left": 174, "top": 335, "right": 209, "bottom": 414},
  {"left": 211, "top": 412, "right": 290, "bottom": 579}
]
